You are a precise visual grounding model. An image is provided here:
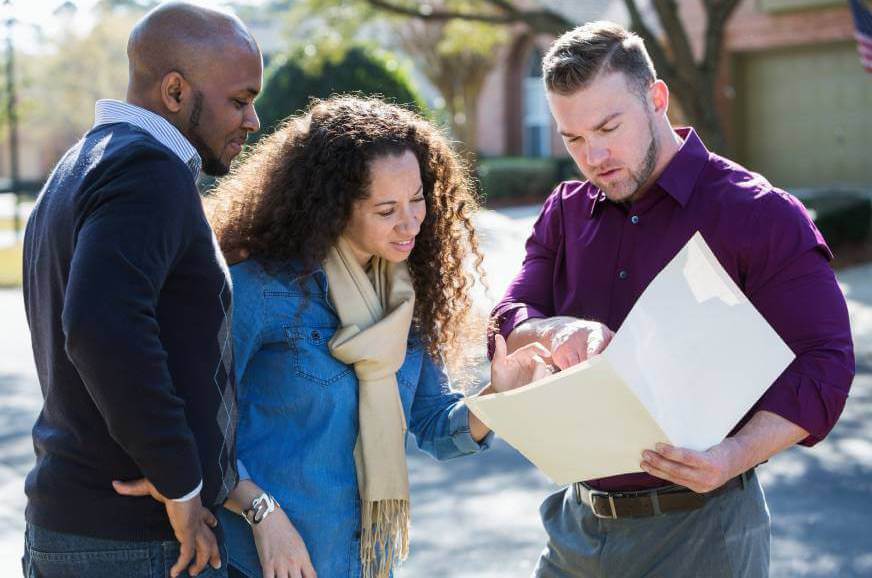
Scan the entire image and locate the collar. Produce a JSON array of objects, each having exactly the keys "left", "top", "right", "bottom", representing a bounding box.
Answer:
[
  {"left": 589, "top": 127, "right": 710, "bottom": 217},
  {"left": 281, "top": 259, "right": 330, "bottom": 298},
  {"left": 93, "top": 99, "right": 202, "bottom": 177},
  {"left": 655, "top": 127, "right": 709, "bottom": 207}
]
